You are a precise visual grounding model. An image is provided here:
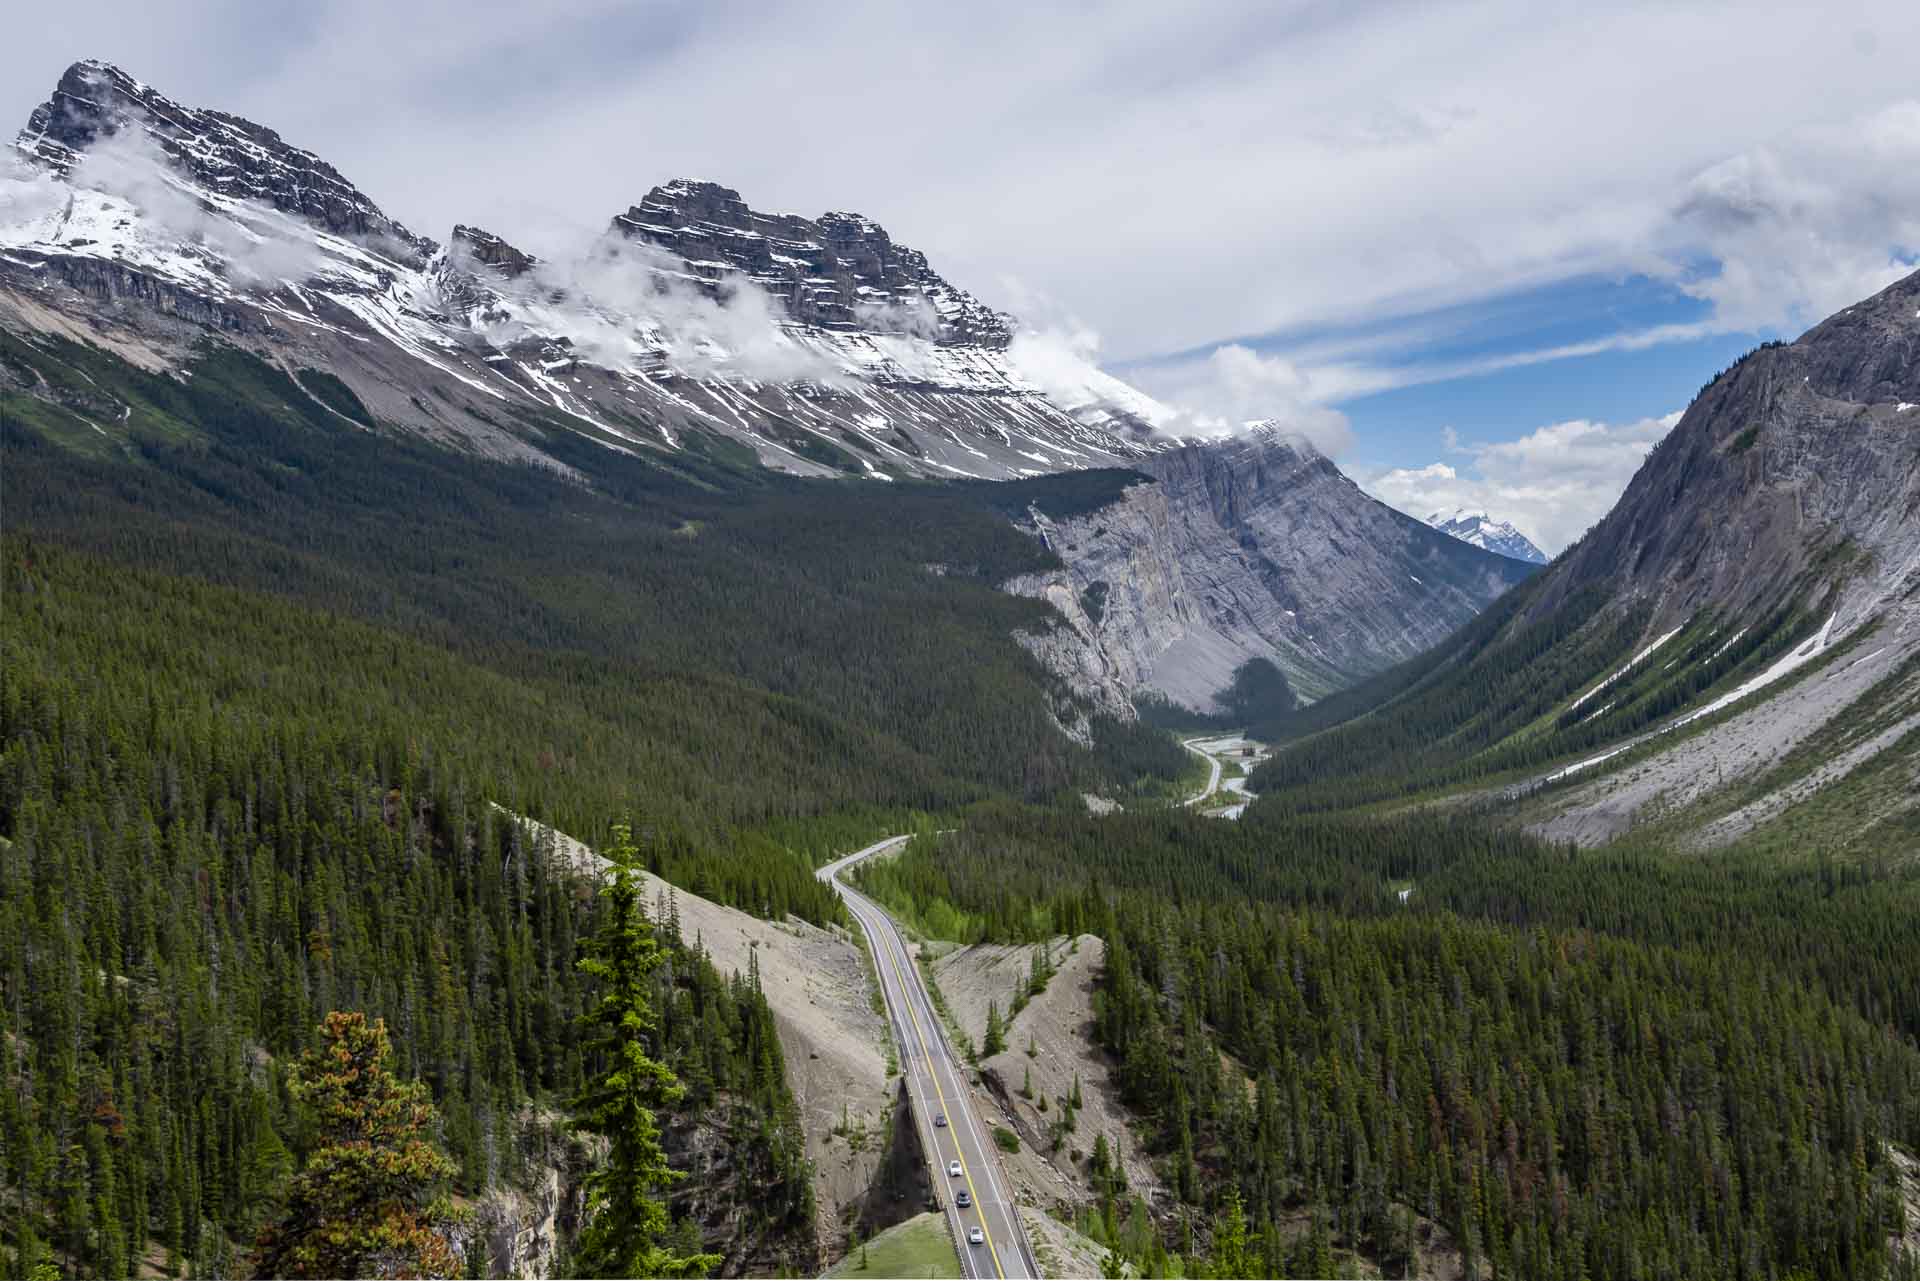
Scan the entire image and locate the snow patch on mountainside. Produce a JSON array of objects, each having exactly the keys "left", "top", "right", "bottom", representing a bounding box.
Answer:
[
  {"left": 1569, "top": 624, "right": 1686, "bottom": 712},
  {"left": 1542, "top": 614, "right": 1842, "bottom": 785}
]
